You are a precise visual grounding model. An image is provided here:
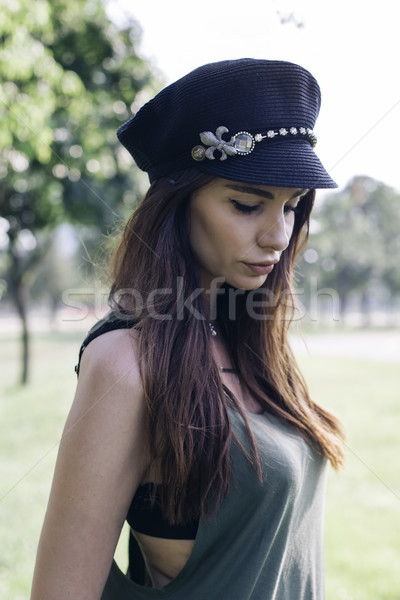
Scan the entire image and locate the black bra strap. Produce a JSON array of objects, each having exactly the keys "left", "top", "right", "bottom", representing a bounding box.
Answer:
[{"left": 75, "top": 311, "right": 138, "bottom": 376}]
